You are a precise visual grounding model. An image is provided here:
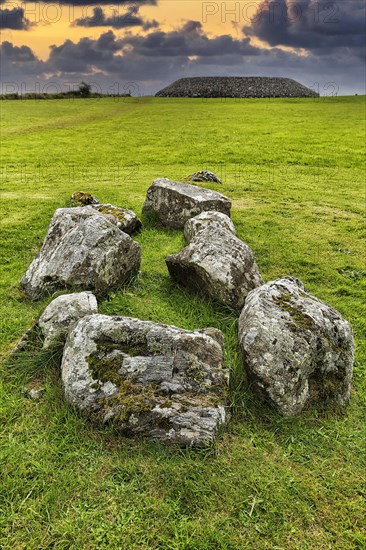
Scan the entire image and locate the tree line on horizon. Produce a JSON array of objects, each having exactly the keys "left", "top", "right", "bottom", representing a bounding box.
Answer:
[{"left": 0, "top": 82, "right": 131, "bottom": 100}]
